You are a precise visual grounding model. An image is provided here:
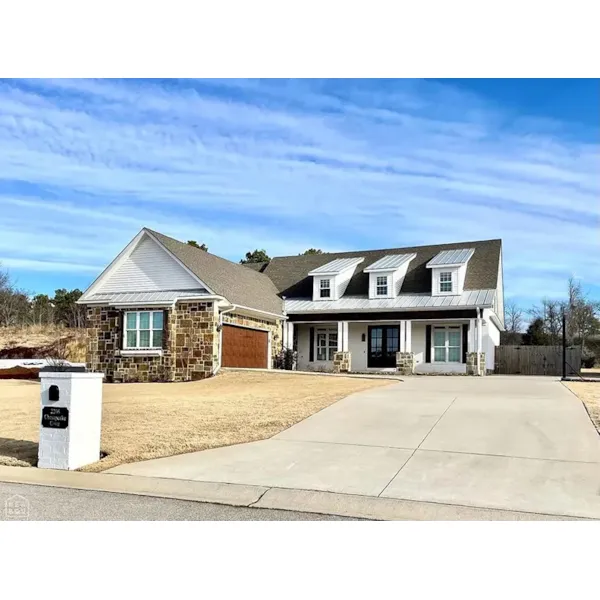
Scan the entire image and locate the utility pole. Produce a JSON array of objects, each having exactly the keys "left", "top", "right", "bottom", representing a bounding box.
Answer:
[{"left": 562, "top": 309, "right": 567, "bottom": 379}]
